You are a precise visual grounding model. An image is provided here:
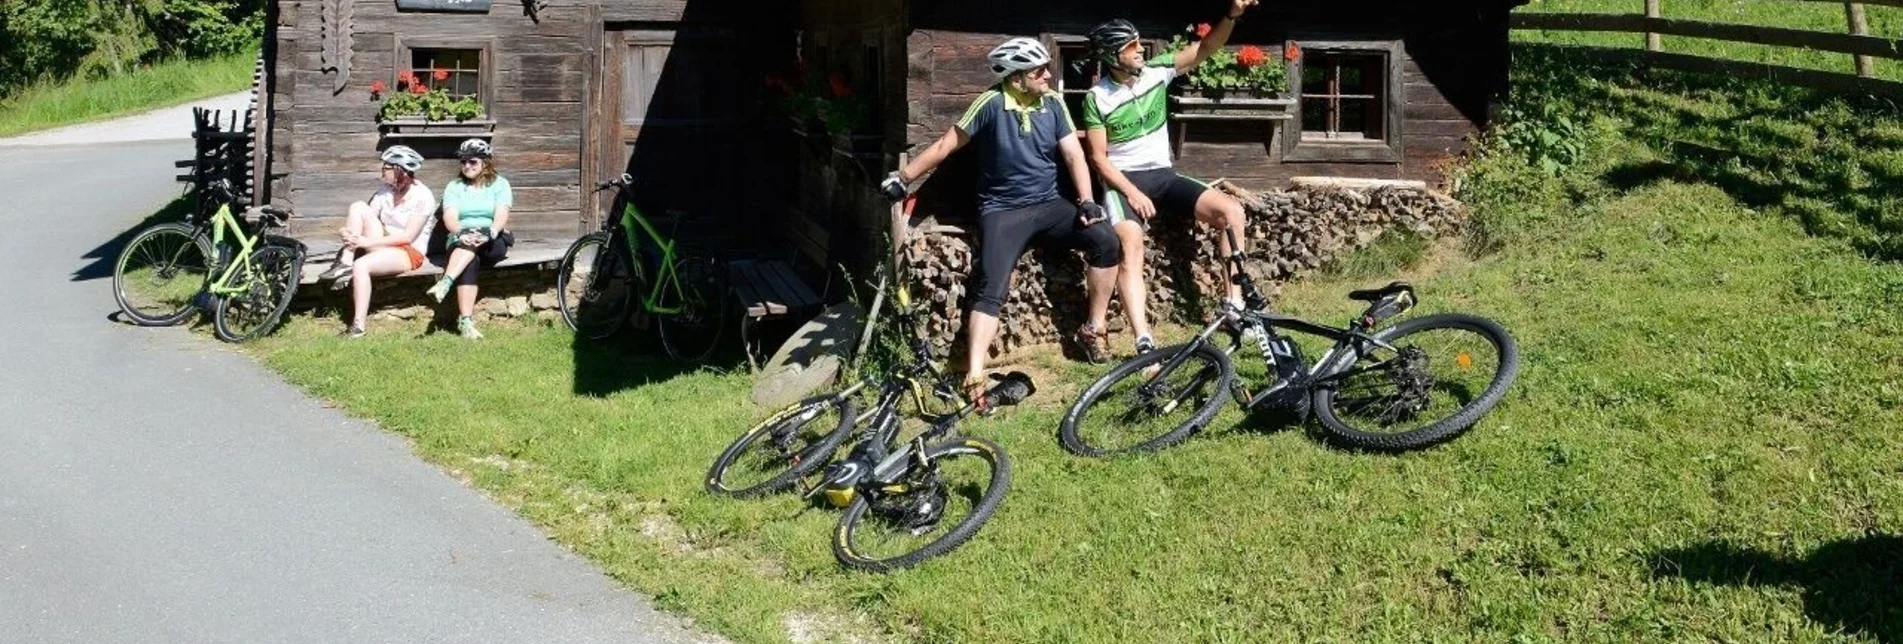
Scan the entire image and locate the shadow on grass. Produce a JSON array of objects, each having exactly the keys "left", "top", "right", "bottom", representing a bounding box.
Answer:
[
  {"left": 73, "top": 191, "right": 194, "bottom": 282},
  {"left": 1514, "top": 43, "right": 1903, "bottom": 260},
  {"left": 570, "top": 321, "right": 745, "bottom": 397},
  {"left": 1650, "top": 535, "right": 1903, "bottom": 643}
]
